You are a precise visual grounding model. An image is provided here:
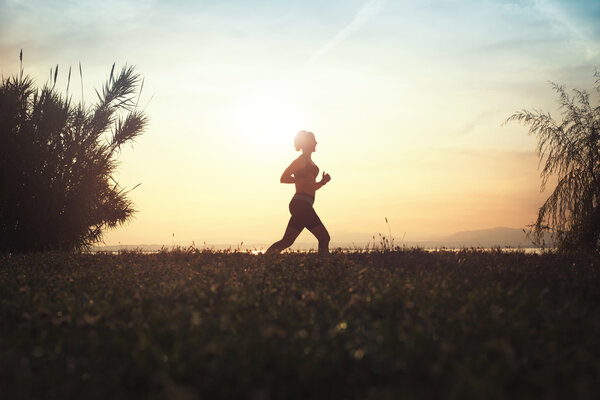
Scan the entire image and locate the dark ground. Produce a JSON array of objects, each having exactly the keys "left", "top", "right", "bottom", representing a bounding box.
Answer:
[{"left": 1, "top": 249, "right": 599, "bottom": 399}]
